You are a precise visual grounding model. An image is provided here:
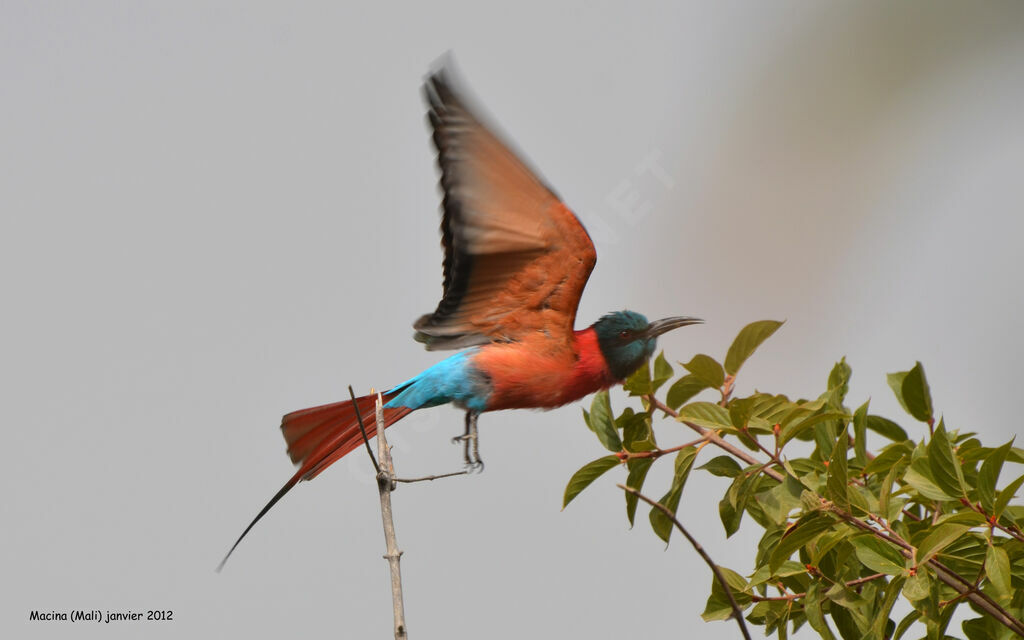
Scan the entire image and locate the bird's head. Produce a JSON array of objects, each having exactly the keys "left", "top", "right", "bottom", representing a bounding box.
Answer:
[{"left": 592, "top": 311, "right": 703, "bottom": 381}]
